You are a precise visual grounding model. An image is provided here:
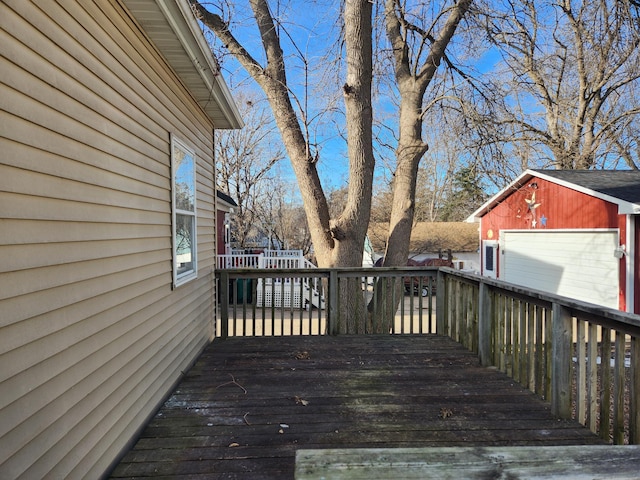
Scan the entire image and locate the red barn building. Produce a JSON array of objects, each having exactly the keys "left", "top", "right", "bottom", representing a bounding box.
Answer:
[{"left": 467, "top": 170, "right": 640, "bottom": 314}]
